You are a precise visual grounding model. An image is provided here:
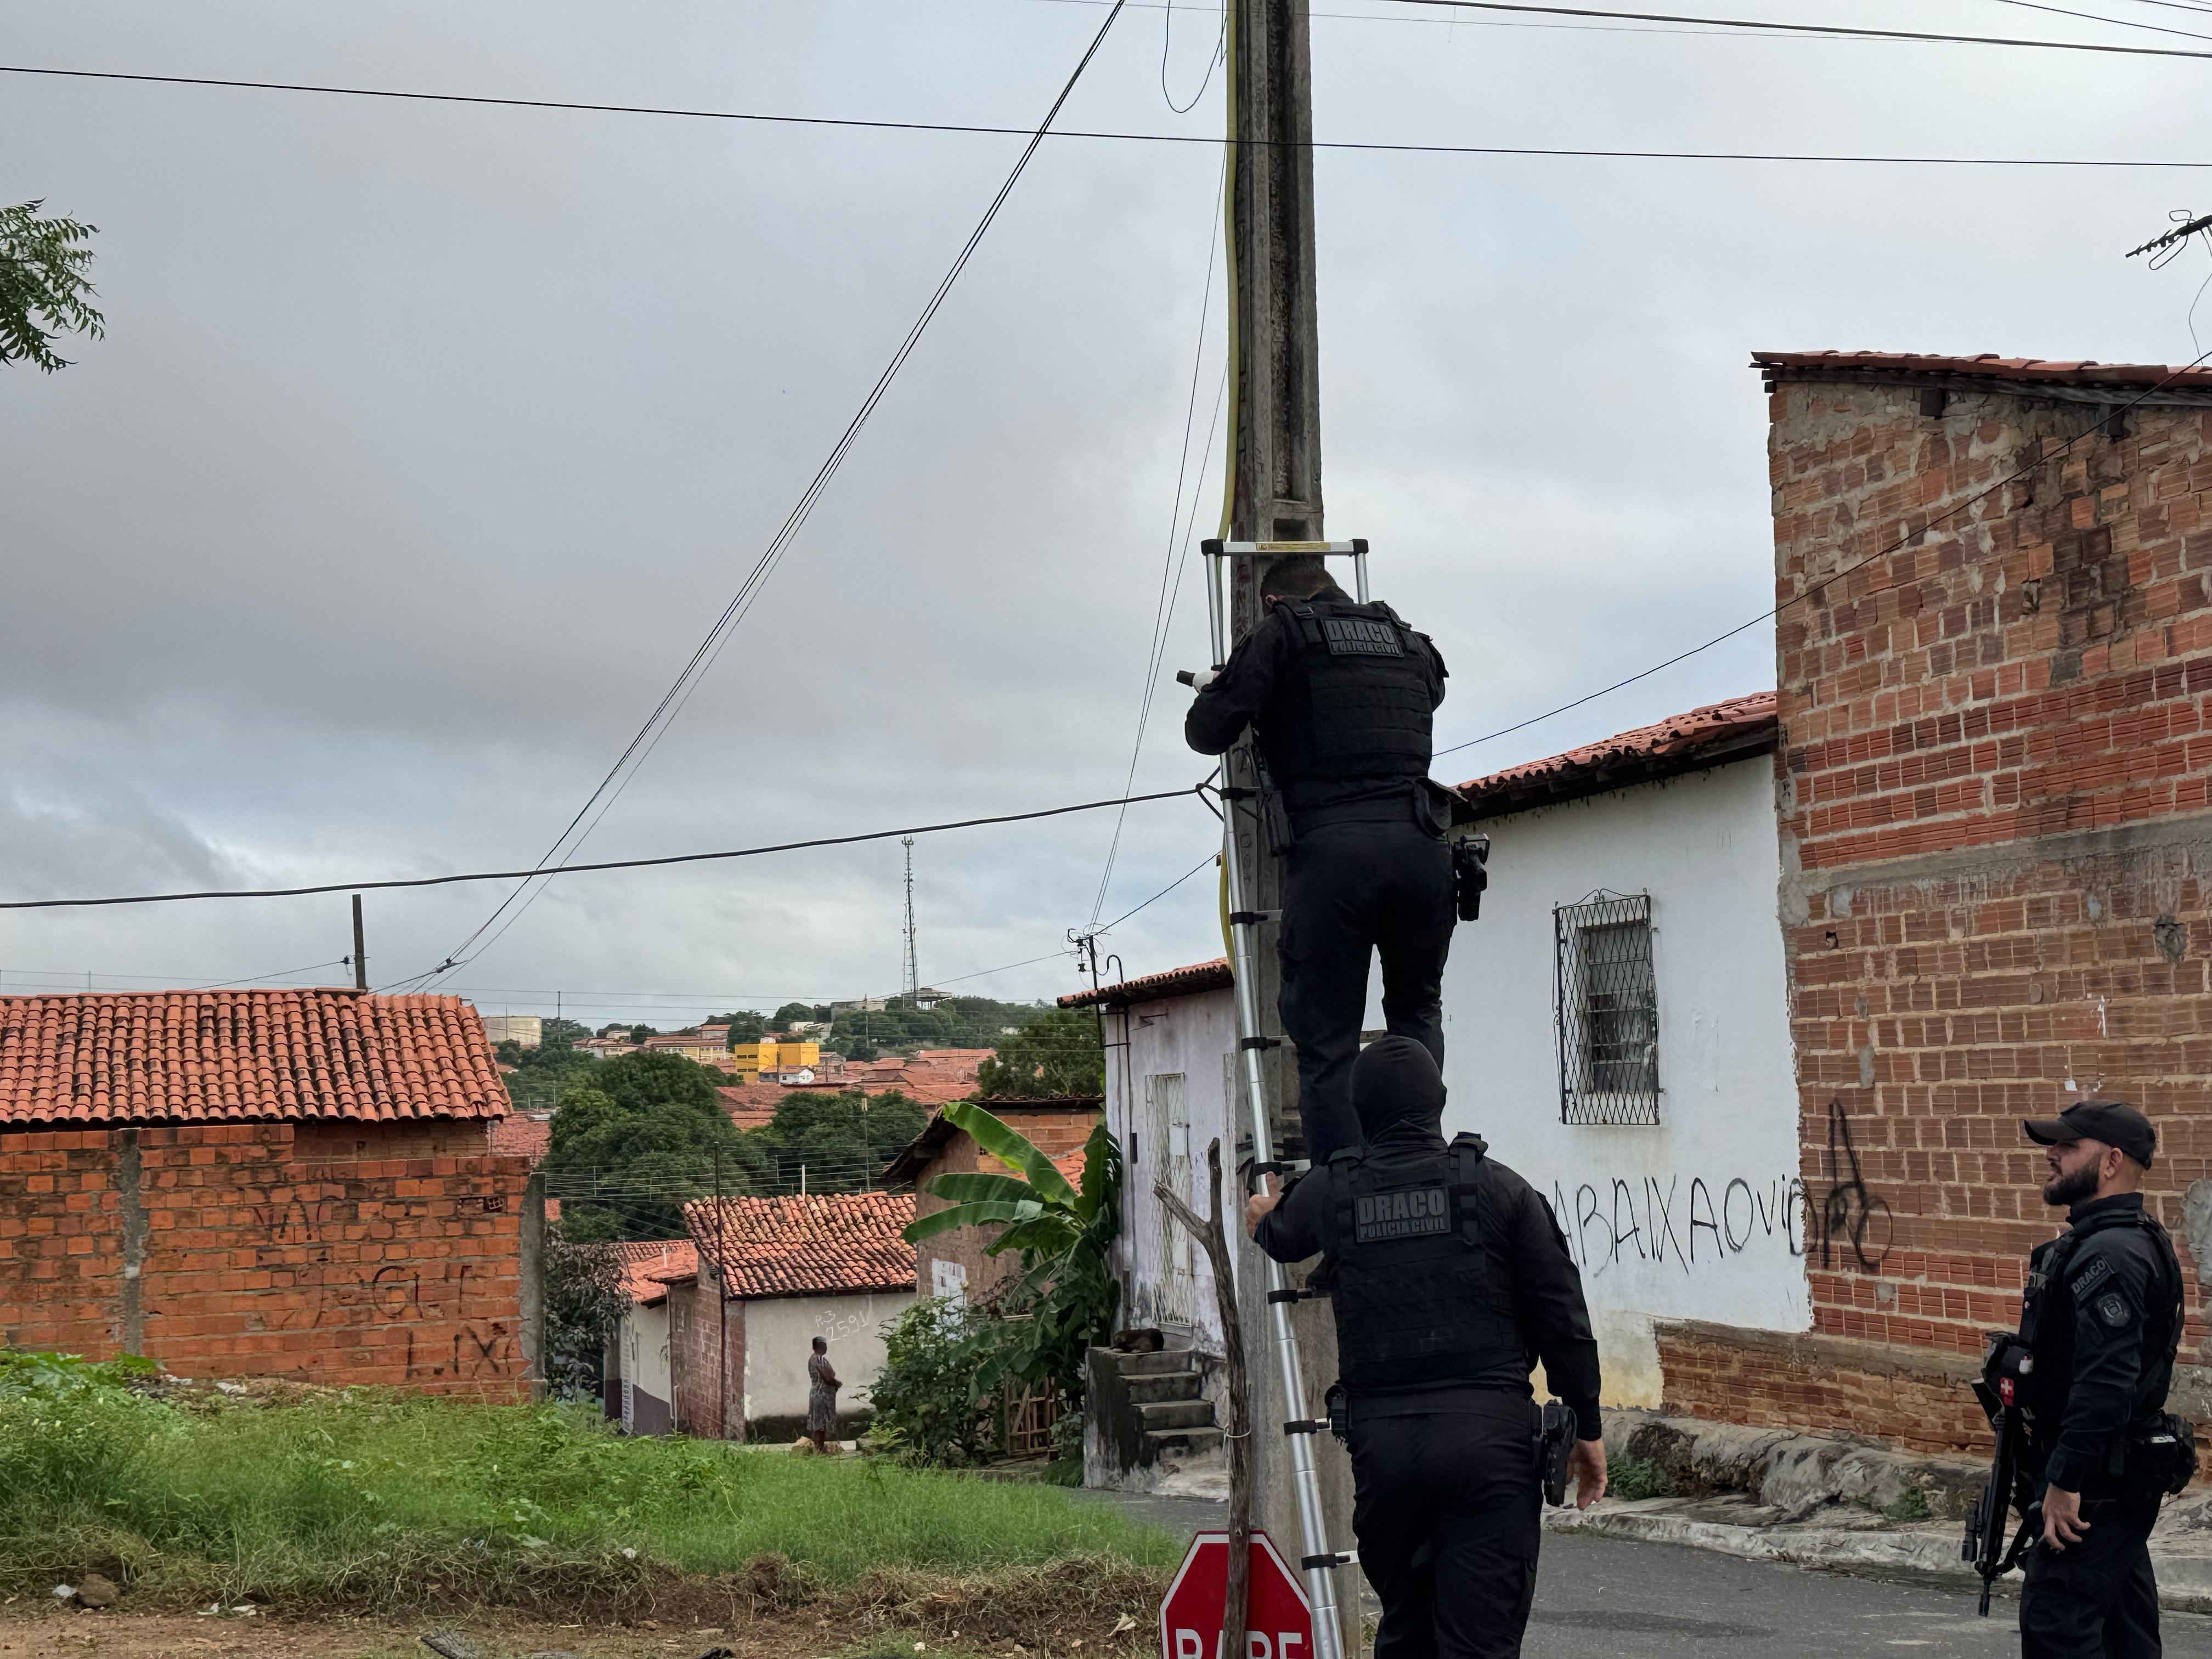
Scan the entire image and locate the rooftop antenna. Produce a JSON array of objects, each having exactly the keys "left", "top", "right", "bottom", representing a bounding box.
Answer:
[{"left": 901, "top": 837, "right": 920, "bottom": 1002}]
